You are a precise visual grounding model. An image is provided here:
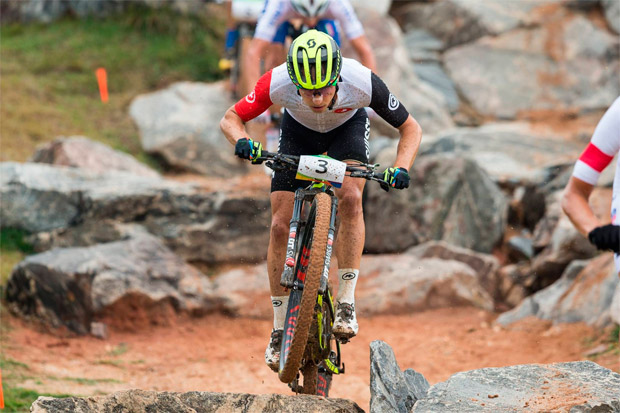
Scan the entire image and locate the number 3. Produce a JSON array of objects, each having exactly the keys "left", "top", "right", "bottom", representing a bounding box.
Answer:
[{"left": 315, "top": 159, "right": 328, "bottom": 174}]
